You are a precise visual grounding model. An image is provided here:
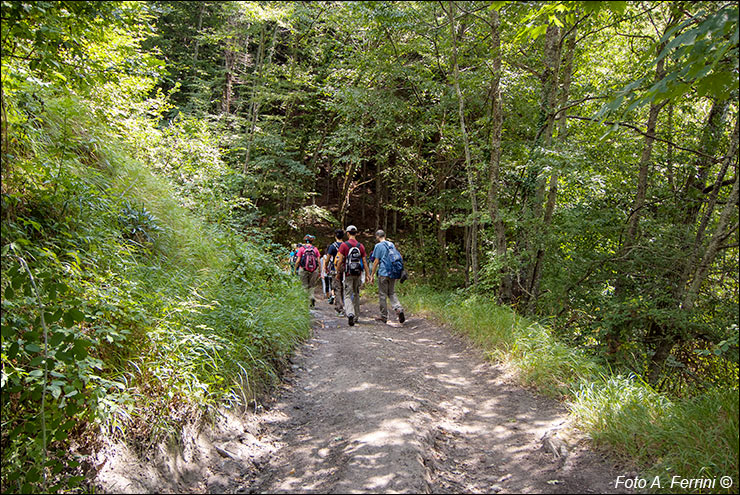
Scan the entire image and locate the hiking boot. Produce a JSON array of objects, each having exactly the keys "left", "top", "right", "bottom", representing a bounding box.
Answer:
[
  {"left": 328, "top": 295, "right": 335, "bottom": 305},
  {"left": 398, "top": 311, "right": 405, "bottom": 323},
  {"left": 348, "top": 315, "right": 355, "bottom": 326}
]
